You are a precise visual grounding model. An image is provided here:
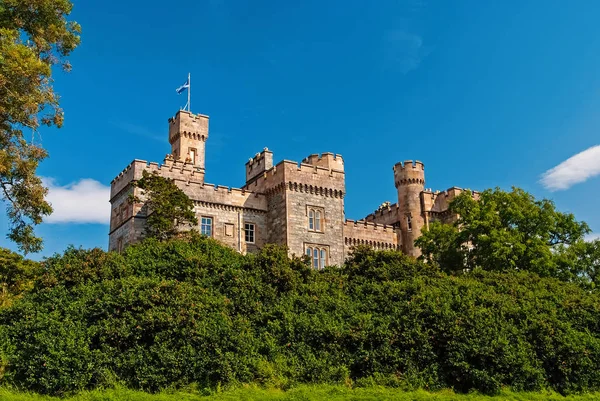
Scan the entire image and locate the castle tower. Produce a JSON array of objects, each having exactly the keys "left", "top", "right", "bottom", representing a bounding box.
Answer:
[
  {"left": 393, "top": 160, "right": 425, "bottom": 257},
  {"left": 168, "top": 110, "right": 209, "bottom": 171}
]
